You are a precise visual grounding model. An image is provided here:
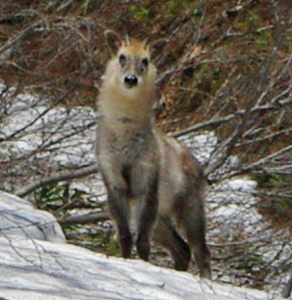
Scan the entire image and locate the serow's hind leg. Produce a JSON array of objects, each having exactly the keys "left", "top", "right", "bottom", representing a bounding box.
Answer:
[
  {"left": 153, "top": 216, "right": 191, "bottom": 271},
  {"left": 180, "top": 203, "right": 211, "bottom": 279}
]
